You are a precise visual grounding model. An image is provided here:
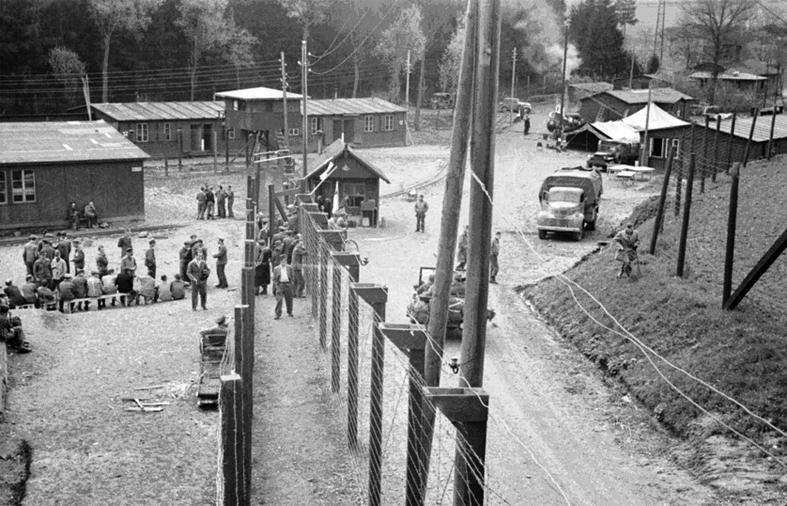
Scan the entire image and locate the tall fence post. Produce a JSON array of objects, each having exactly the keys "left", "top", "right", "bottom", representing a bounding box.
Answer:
[
  {"left": 649, "top": 143, "right": 673, "bottom": 255},
  {"left": 712, "top": 115, "right": 721, "bottom": 182},
  {"left": 353, "top": 284, "right": 388, "bottom": 506},
  {"left": 726, "top": 112, "right": 737, "bottom": 172},
  {"left": 673, "top": 162, "right": 683, "bottom": 217},
  {"left": 318, "top": 243, "right": 328, "bottom": 349},
  {"left": 330, "top": 252, "right": 344, "bottom": 393},
  {"left": 219, "top": 373, "right": 245, "bottom": 506},
  {"left": 676, "top": 154, "right": 696, "bottom": 277},
  {"left": 423, "top": 387, "right": 489, "bottom": 506},
  {"left": 246, "top": 199, "right": 256, "bottom": 243},
  {"left": 701, "top": 116, "right": 709, "bottom": 193},
  {"left": 723, "top": 163, "right": 740, "bottom": 305},
  {"left": 334, "top": 253, "right": 361, "bottom": 450},
  {"left": 378, "top": 323, "right": 428, "bottom": 506}
]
